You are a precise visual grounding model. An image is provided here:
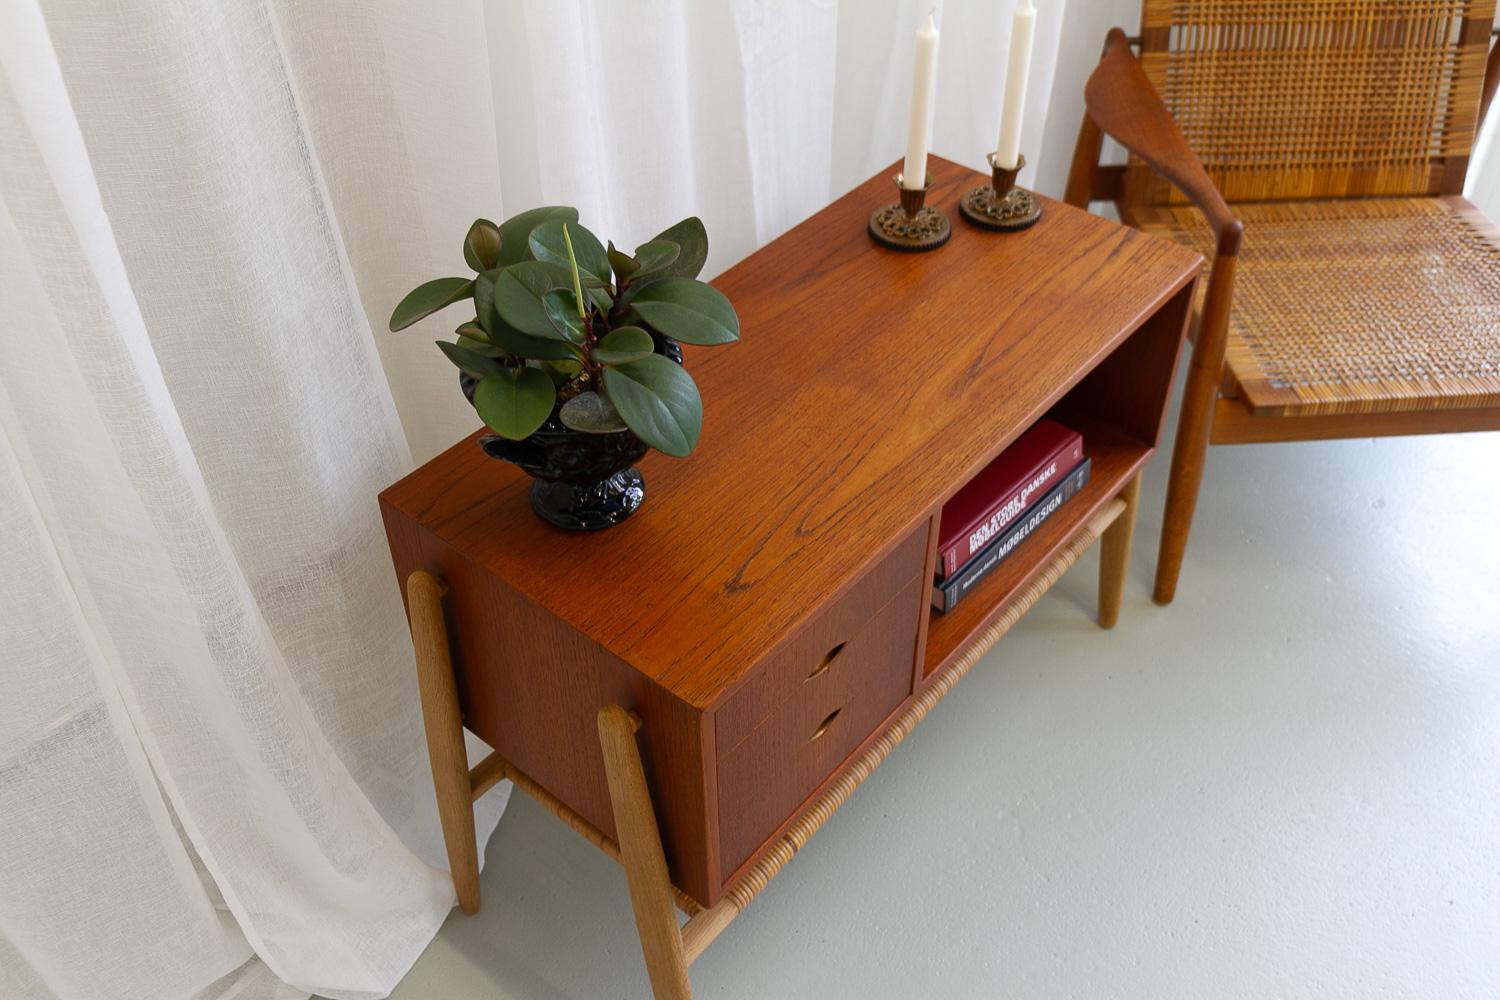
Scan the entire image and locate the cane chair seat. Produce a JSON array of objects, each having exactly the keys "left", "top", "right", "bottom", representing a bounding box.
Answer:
[{"left": 1124, "top": 196, "right": 1500, "bottom": 416}]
